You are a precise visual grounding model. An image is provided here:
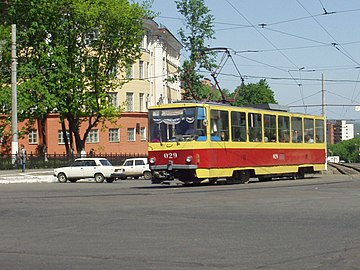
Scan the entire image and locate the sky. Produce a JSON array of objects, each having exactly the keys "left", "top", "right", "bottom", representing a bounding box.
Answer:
[{"left": 148, "top": 0, "right": 360, "bottom": 120}]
